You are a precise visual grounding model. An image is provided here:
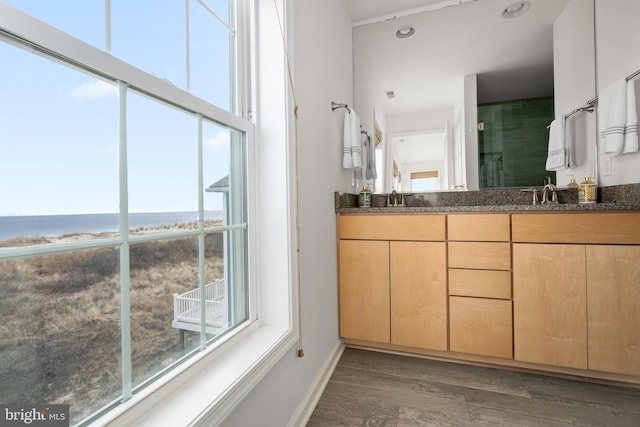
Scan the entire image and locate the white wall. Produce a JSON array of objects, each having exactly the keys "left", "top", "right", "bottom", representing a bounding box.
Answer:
[
  {"left": 452, "top": 80, "right": 466, "bottom": 189},
  {"left": 386, "top": 108, "right": 453, "bottom": 134},
  {"left": 553, "top": 0, "right": 597, "bottom": 186},
  {"left": 219, "top": 0, "right": 351, "bottom": 425},
  {"left": 594, "top": 0, "right": 640, "bottom": 186},
  {"left": 353, "top": 24, "right": 387, "bottom": 192},
  {"left": 464, "top": 74, "right": 479, "bottom": 190}
]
